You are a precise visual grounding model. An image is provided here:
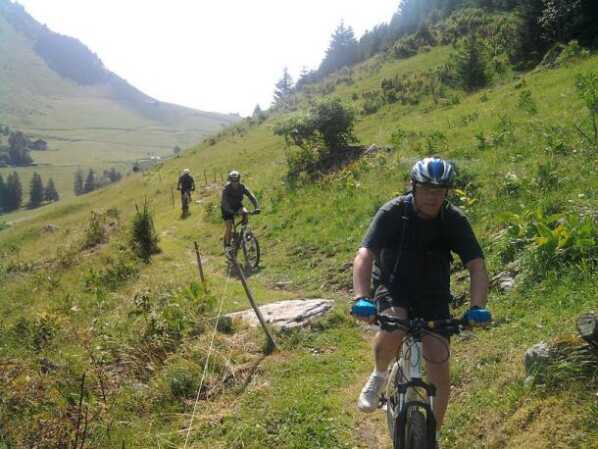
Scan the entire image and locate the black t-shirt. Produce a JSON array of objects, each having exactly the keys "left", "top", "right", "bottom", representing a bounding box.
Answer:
[
  {"left": 178, "top": 173, "right": 195, "bottom": 191},
  {"left": 361, "top": 194, "right": 483, "bottom": 303},
  {"left": 221, "top": 182, "right": 258, "bottom": 212}
]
